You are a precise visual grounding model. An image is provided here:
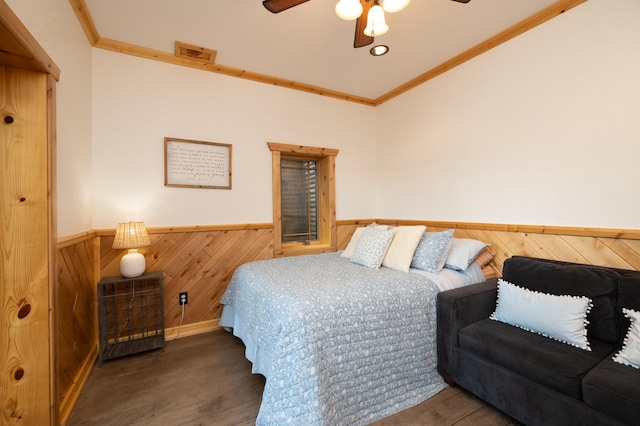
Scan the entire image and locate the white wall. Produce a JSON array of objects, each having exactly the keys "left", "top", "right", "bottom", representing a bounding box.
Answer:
[
  {"left": 91, "top": 50, "right": 378, "bottom": 228},
  {"left": 11, "top": 0, "right": 640, "bottom": 233},
  {"left": 376, "top": 0, "right": 640, "bottom": 229},
  {"left": 6, "top": 0, "right": 94, "bottom": 237}
]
